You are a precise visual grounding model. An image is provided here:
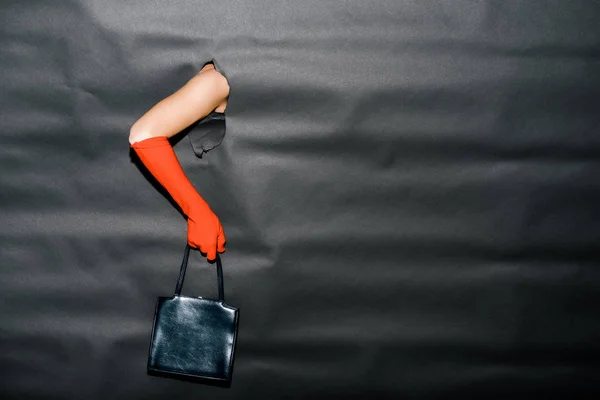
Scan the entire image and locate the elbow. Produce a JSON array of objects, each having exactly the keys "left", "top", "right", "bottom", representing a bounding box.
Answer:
[{"left": 129, "top": 121, "right": 152, "bottom": 145}]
